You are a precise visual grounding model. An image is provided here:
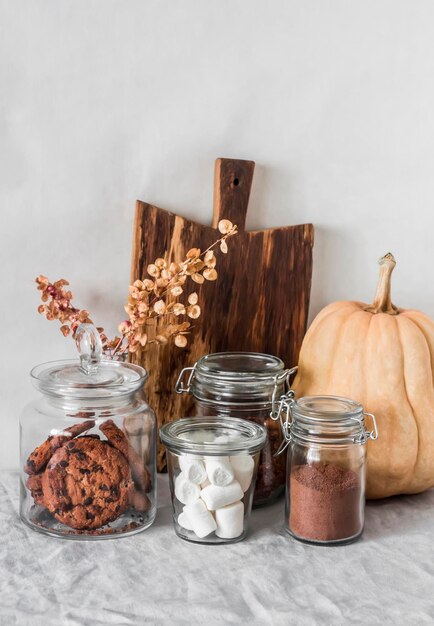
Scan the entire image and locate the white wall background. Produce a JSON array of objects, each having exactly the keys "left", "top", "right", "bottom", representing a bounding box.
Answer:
[{"left": 1, "top": 0, "right": 433, "bottom": 469}]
